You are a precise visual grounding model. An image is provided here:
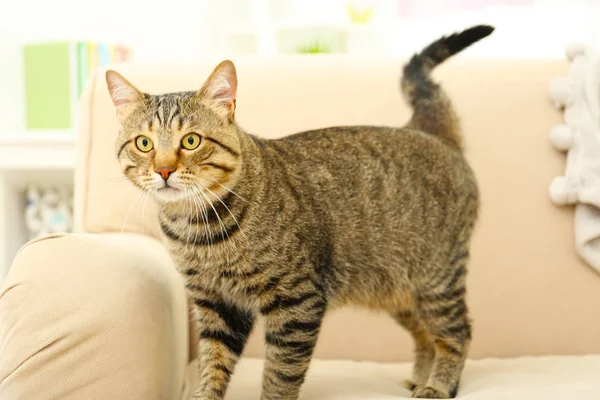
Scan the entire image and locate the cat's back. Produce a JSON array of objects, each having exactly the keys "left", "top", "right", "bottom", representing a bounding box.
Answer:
[
  {"left": 264, "top": 125, "right": 472, "bottom": 186},
  {"left": 259, "top": 125, "right": 478, "bottom": 296}
]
